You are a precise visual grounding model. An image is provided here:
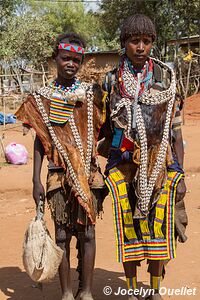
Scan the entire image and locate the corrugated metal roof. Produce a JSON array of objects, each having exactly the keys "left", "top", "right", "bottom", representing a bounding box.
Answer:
[
  {"left": 85, "top": 50, "right": 119, "bottom": 55},
  {"left": 167, "top": 35, "right": 200, "bottom": 45}
]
